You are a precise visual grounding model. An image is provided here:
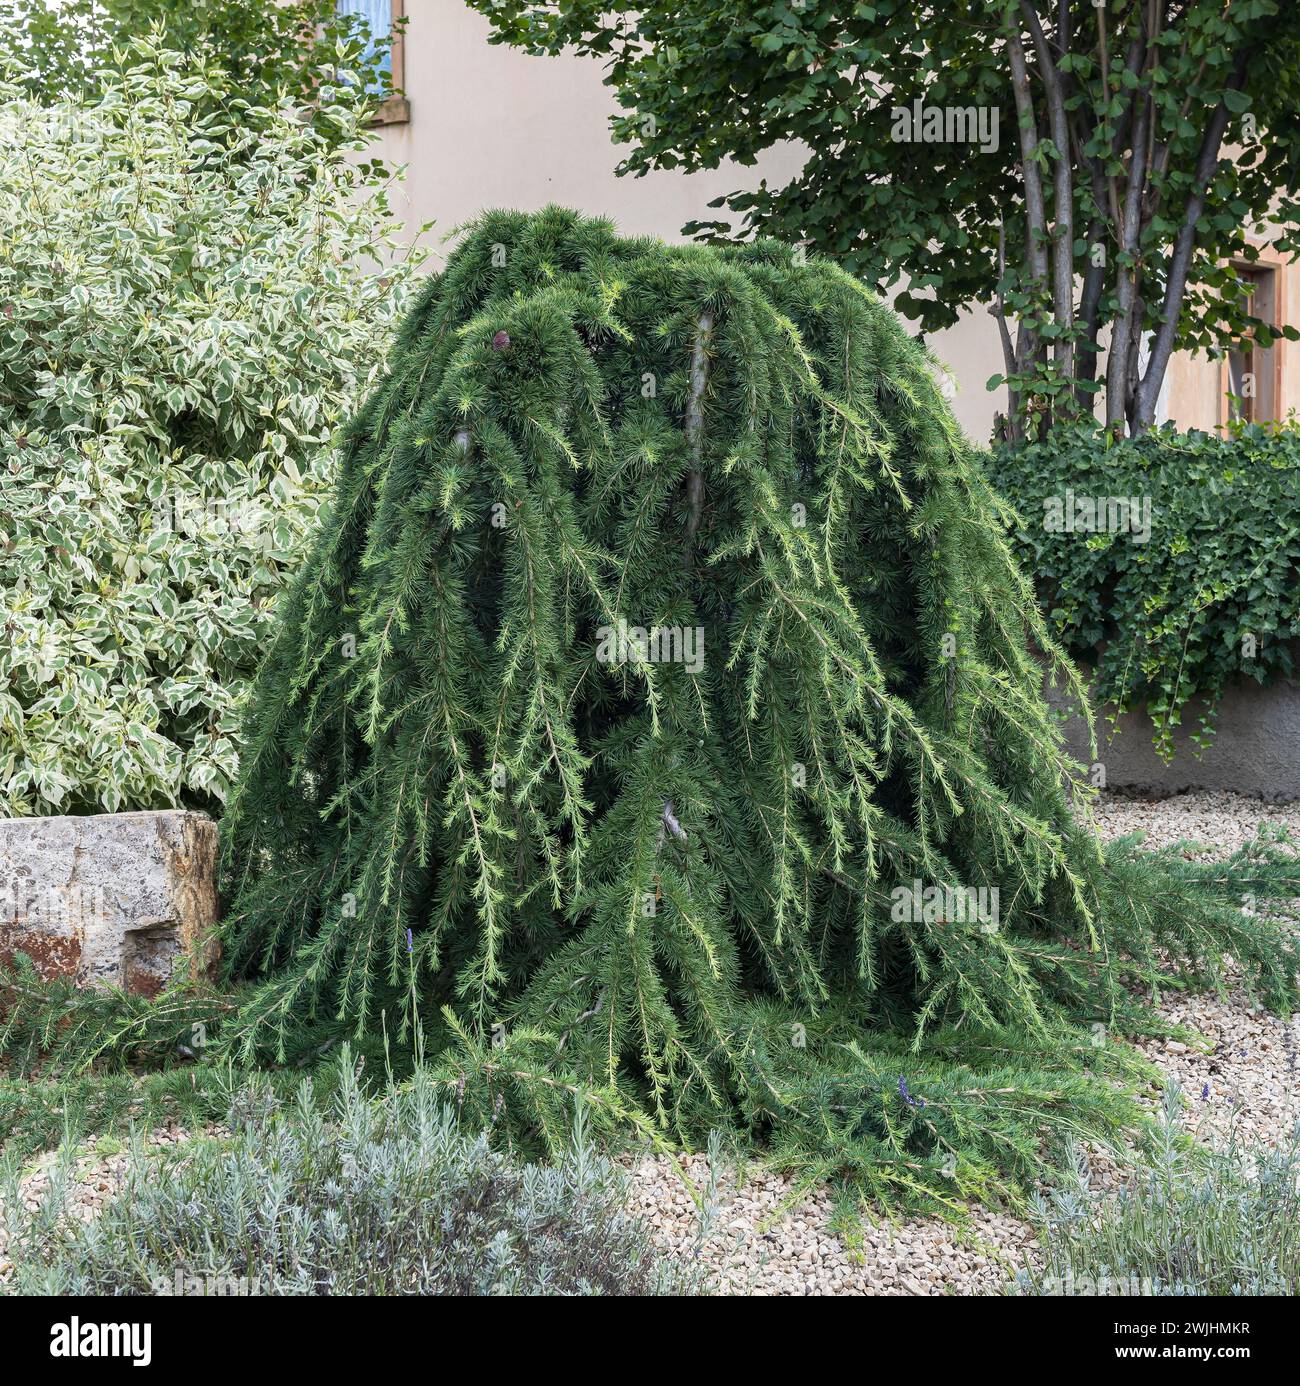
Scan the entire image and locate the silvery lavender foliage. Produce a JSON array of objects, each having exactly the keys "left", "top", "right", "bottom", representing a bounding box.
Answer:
[
  {"left": 1016, "top": 1086, "right": 1300, "bottom": 1297},
  {"left": 1, "top": 1054, "right": 691, "bottom": 1296}
]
